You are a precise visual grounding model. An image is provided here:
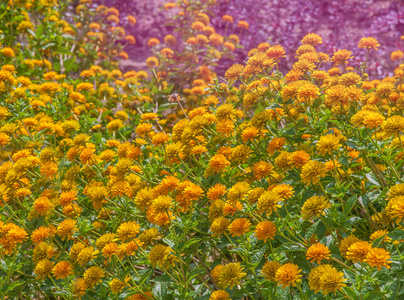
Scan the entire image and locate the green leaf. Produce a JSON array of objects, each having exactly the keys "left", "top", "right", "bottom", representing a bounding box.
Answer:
[
  {"left": 363, "top": 291, "right": 385, "bottom": 300},
  {"left": 344, "top": 195, "right": 357, "bottom": 214},
  {"left": 372, "top": 235, "right": 385, "bottom": 247},
  {"left": 153, "top": 274, "right": 172, "bottom": 283},
  {"left": 316, "top": 222, "right": 326, "bottom": 240},
  {"left": 180, "top": 238, "right": 201, "bottom": 251},
  {"left": 390, "top": 275, "right": 401, "bottom": 299},
  {"left": 345, "top": 140, "right": 358, "bottom": 150},
  {"left": 36, "top": 24, "right": 44, "bottom": 38},
  {"left": 152, "top": 282, "right": 168, "bottom": 299},
  {"left": 251, "top": 245, "right": 267, "bottom": 265},
  {"left": 388, "top": 229, "right": 404, "bottom": 240},
  {"left": 342, "top": 286, "right": 360, "bottom": 300},
  {"left": 188, "top": 267, "right": 205, "bottom": 281},
  {"left": 151, "top": 85, "right": 159, "bottom": 94},
  {"left": 318, "top": 113, "right": 331, "bottom": 126},
  {"left": 358, "top": 195, "right": 370, "bottom": 208},
  {"left": 365, "top": 172, "right": 380, "bottom": 187},
  {"left": 305, "top": 219, "right": 320, "bottom": 239}
]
